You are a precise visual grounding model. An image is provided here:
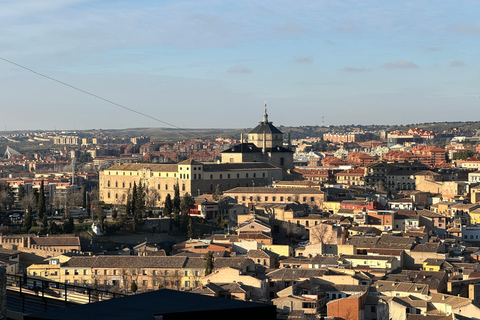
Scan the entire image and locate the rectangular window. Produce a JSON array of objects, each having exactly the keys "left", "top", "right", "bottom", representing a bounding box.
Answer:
[
  {"left": 143, "top": 280, "right": 148, "bottom": 286},
  {"left": 65, "top": 269, "right": 70, "bottom": 275},
  {"left": 74, "top": 269, "right": 79, "bottom": 275}
]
